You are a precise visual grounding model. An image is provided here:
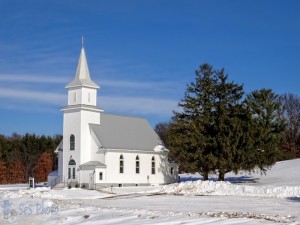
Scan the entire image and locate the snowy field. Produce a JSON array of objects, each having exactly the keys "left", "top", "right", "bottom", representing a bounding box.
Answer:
[{"left": 1, "top": 159, "right": 300, "bottom": 224}]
